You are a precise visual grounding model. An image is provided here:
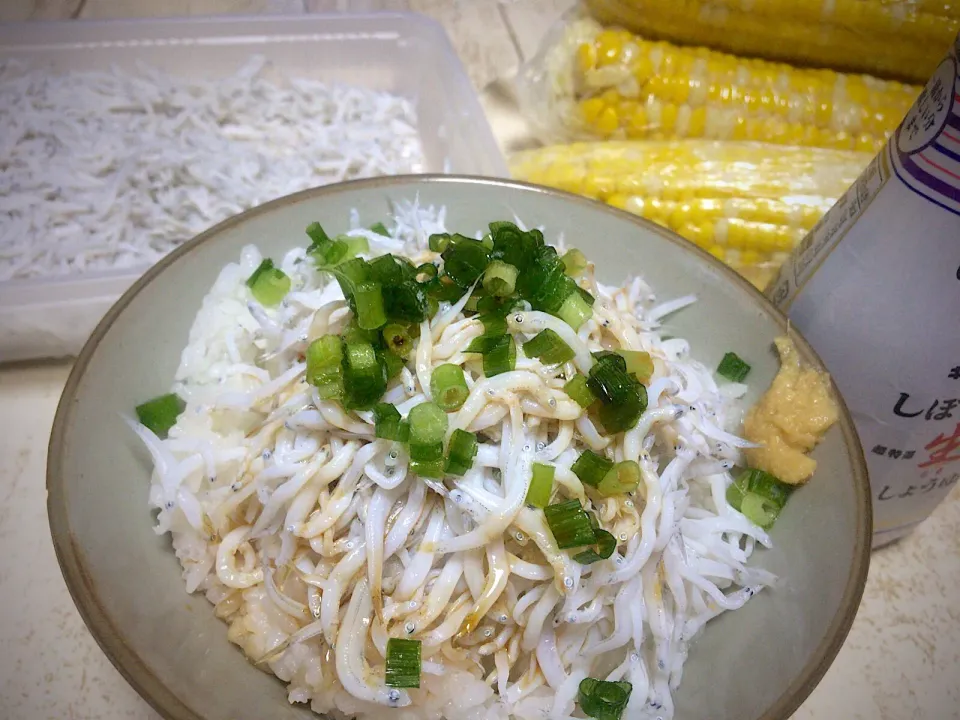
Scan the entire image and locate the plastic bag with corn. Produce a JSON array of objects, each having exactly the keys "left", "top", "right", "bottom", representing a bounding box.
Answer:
[
  {"left": 516, "top": 12, "right": 921, "bottom": 151},
  {"left": 584, "top": 0, "right": 959, "bottom": 84},
  {"left": 509, "top": 140, "right": 872, "bottom": 289}
]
